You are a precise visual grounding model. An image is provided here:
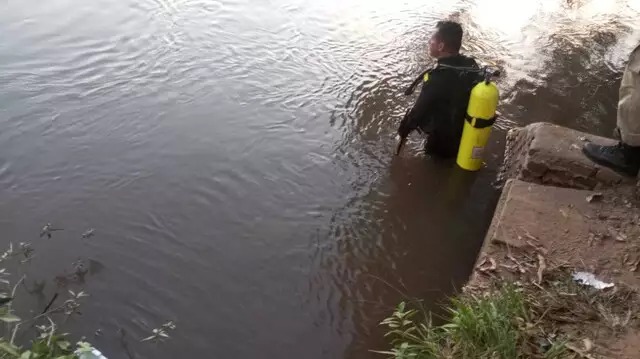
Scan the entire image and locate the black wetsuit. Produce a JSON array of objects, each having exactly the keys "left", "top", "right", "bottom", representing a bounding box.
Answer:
[{"left": 398, "top": 54, "right": 479, "bottom": 158}]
